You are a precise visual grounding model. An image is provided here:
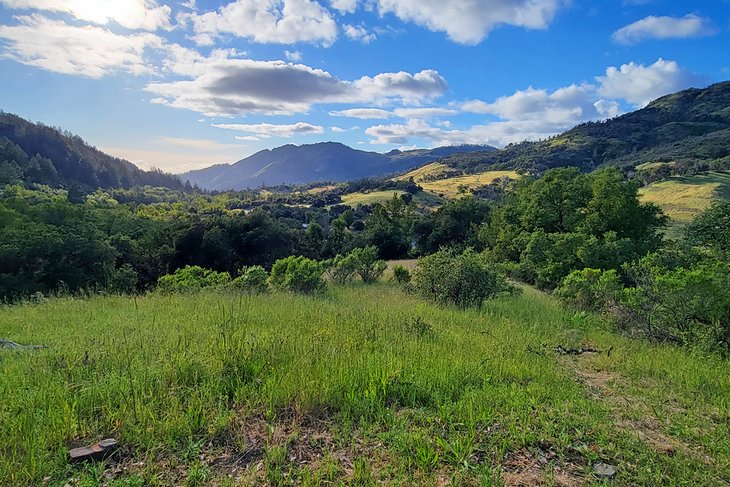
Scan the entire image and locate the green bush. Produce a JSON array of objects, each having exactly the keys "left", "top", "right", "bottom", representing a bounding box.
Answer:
[
  {"left": 413, "top": 248, "right": 505, "bottom": 309},
  {"left": 269, "top": 256, "right": 325, "bottom": 294},
  {"left": 392, "top": 265, "right": 411, "bottom": 284},
  {"left": 618, "top": 254, "right": 730, "bottom": 352},
  {"left": 231, "top": 265, "right": 269, "bottom": 294},
  {"left": 349, "top": 246, "right": 387, "bottom": 283},
  {"left": 157, "top": 265, "right": 231, "bottom": 293},
  {"left": 107, "top": 264, "right": 139, "bottom": 295},
  {"left": 325, "top": 253, "right": 358, "bottom": 285},
  {"left": 556, "top": 268, "right": 622, "bottom": 312}
]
